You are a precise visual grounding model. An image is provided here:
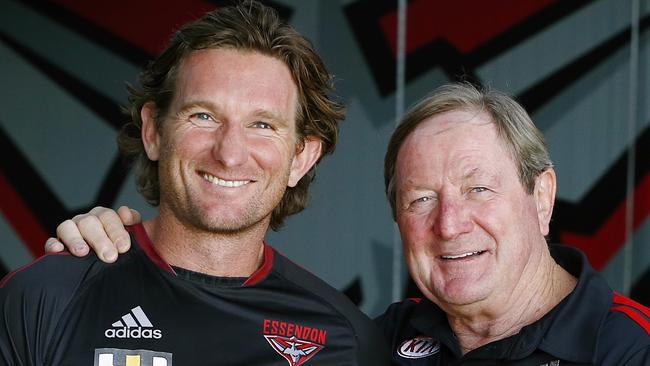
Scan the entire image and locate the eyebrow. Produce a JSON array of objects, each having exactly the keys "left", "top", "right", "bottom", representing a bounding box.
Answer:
[
  {"left": 462, "top": 167, "right": 499, "bottom": 184},
  {"left": 251, "top": 109, "right": 290, "bottom": 127},
  {"left": 177, "top": 100, "right": 218, "bottom": 116},
  {"left": 462, "top": 168, "right": 481, "bottom": 180}
]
